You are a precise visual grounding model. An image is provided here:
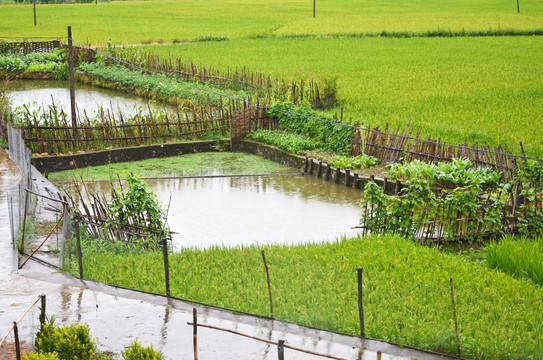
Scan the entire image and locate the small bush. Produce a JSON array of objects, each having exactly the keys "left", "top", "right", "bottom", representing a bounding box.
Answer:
[
  {"left": 35, "top": 321, "right": 97, "bottom": 360},
  {"left": 22, "top": 352, "right": 59, "bottom": 360},
  {"left": 122, "top": 341, "right": 164, "bottom": 360}
]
